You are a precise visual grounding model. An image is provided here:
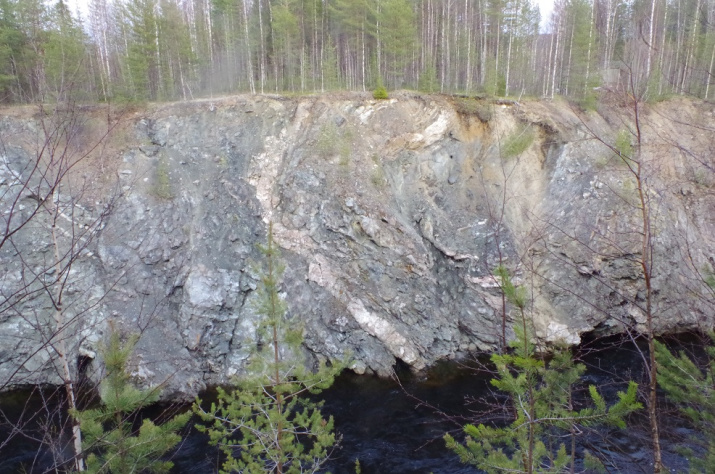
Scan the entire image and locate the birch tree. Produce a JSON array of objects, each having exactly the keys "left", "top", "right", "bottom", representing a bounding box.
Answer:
[{"left": 0, "top": 99, "right": 119, "bottom": 470}]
